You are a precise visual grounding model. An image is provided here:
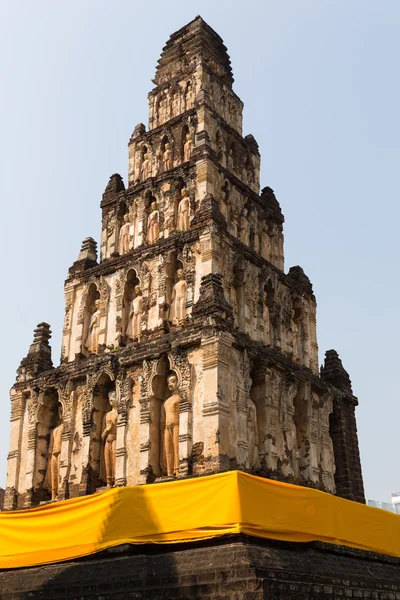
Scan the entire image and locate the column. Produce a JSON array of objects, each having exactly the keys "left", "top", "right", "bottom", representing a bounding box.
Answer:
[{"left": 4, "top": 390, "right": 25, "bottom": 510}]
